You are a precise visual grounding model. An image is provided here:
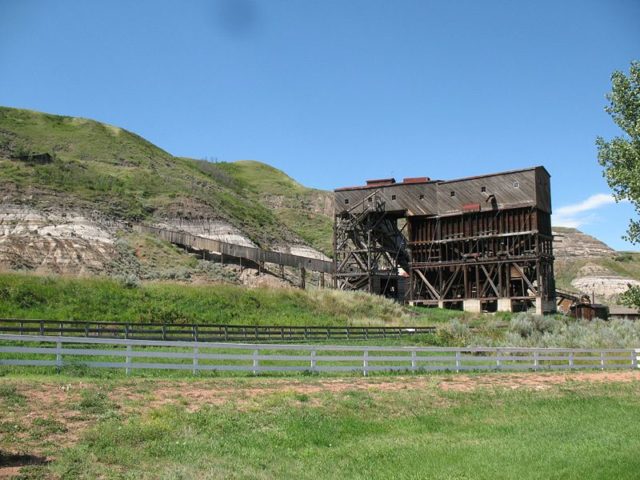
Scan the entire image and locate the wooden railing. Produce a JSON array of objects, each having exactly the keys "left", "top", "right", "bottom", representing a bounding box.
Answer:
[
  {"left": 1, "top": 335, "right": 637, "bottom": 376},
  {"left": 135, "top": 225, "right": 334, "bottom": 274},
  {"left": 0, "top": 319, "right": 436, "bottom": 342}
]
